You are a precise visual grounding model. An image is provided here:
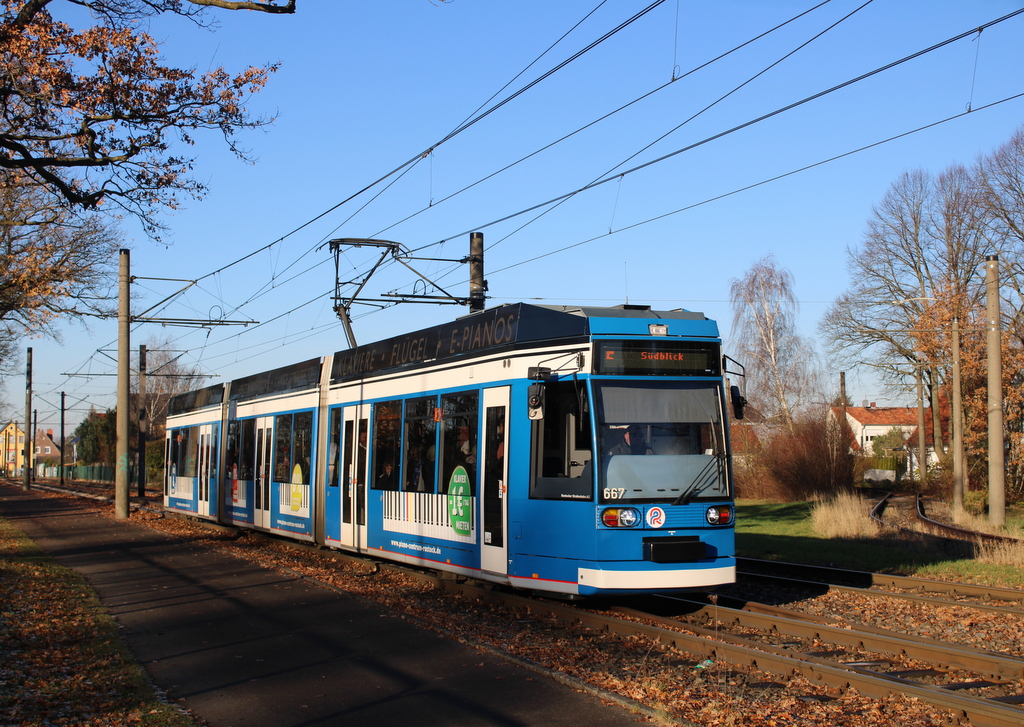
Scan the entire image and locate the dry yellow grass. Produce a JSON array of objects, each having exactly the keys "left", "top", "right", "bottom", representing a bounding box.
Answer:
[{"left": 809, "top": 491, "right": 879, "bottom": 539}]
